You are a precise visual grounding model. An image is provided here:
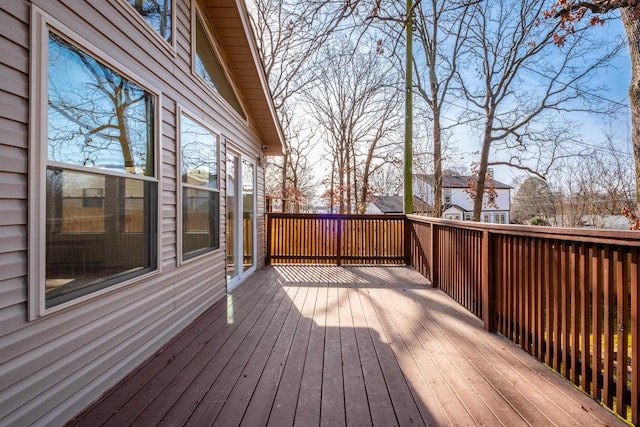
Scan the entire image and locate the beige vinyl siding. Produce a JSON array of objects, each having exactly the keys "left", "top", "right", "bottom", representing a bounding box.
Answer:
[
  {"left": 0, "top": 0, "right": 29, "bottom": 326},
  {"left": 0, "top": 0, "right": 271, "bottom": 425}
]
